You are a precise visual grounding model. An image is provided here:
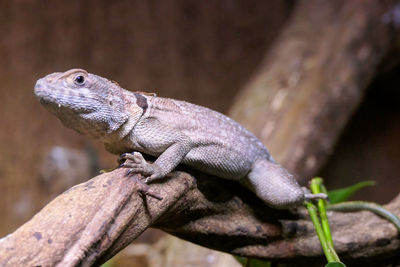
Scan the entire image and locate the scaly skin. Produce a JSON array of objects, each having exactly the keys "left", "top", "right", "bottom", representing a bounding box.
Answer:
[{"left": 34, "top": 69, "right": 323, "bottom": 209}]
